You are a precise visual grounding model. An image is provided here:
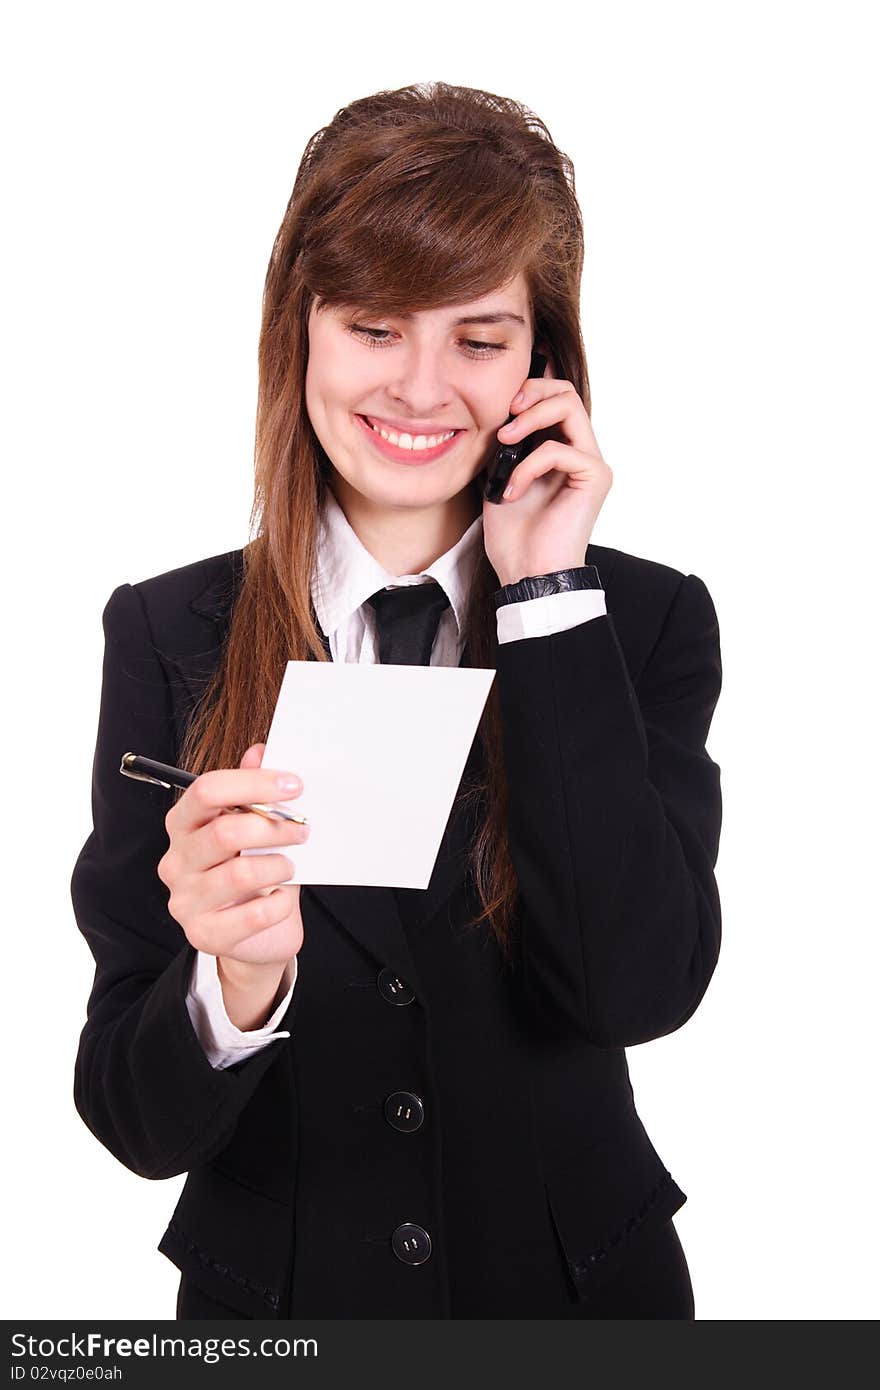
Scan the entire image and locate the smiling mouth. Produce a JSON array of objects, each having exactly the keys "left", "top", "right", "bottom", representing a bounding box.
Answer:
[
  {"left": 358, "top": 416, "right": 464, "bottom": 450},
  {"left": 353, "top": 413, "right": 466, "bottom": 464}
]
